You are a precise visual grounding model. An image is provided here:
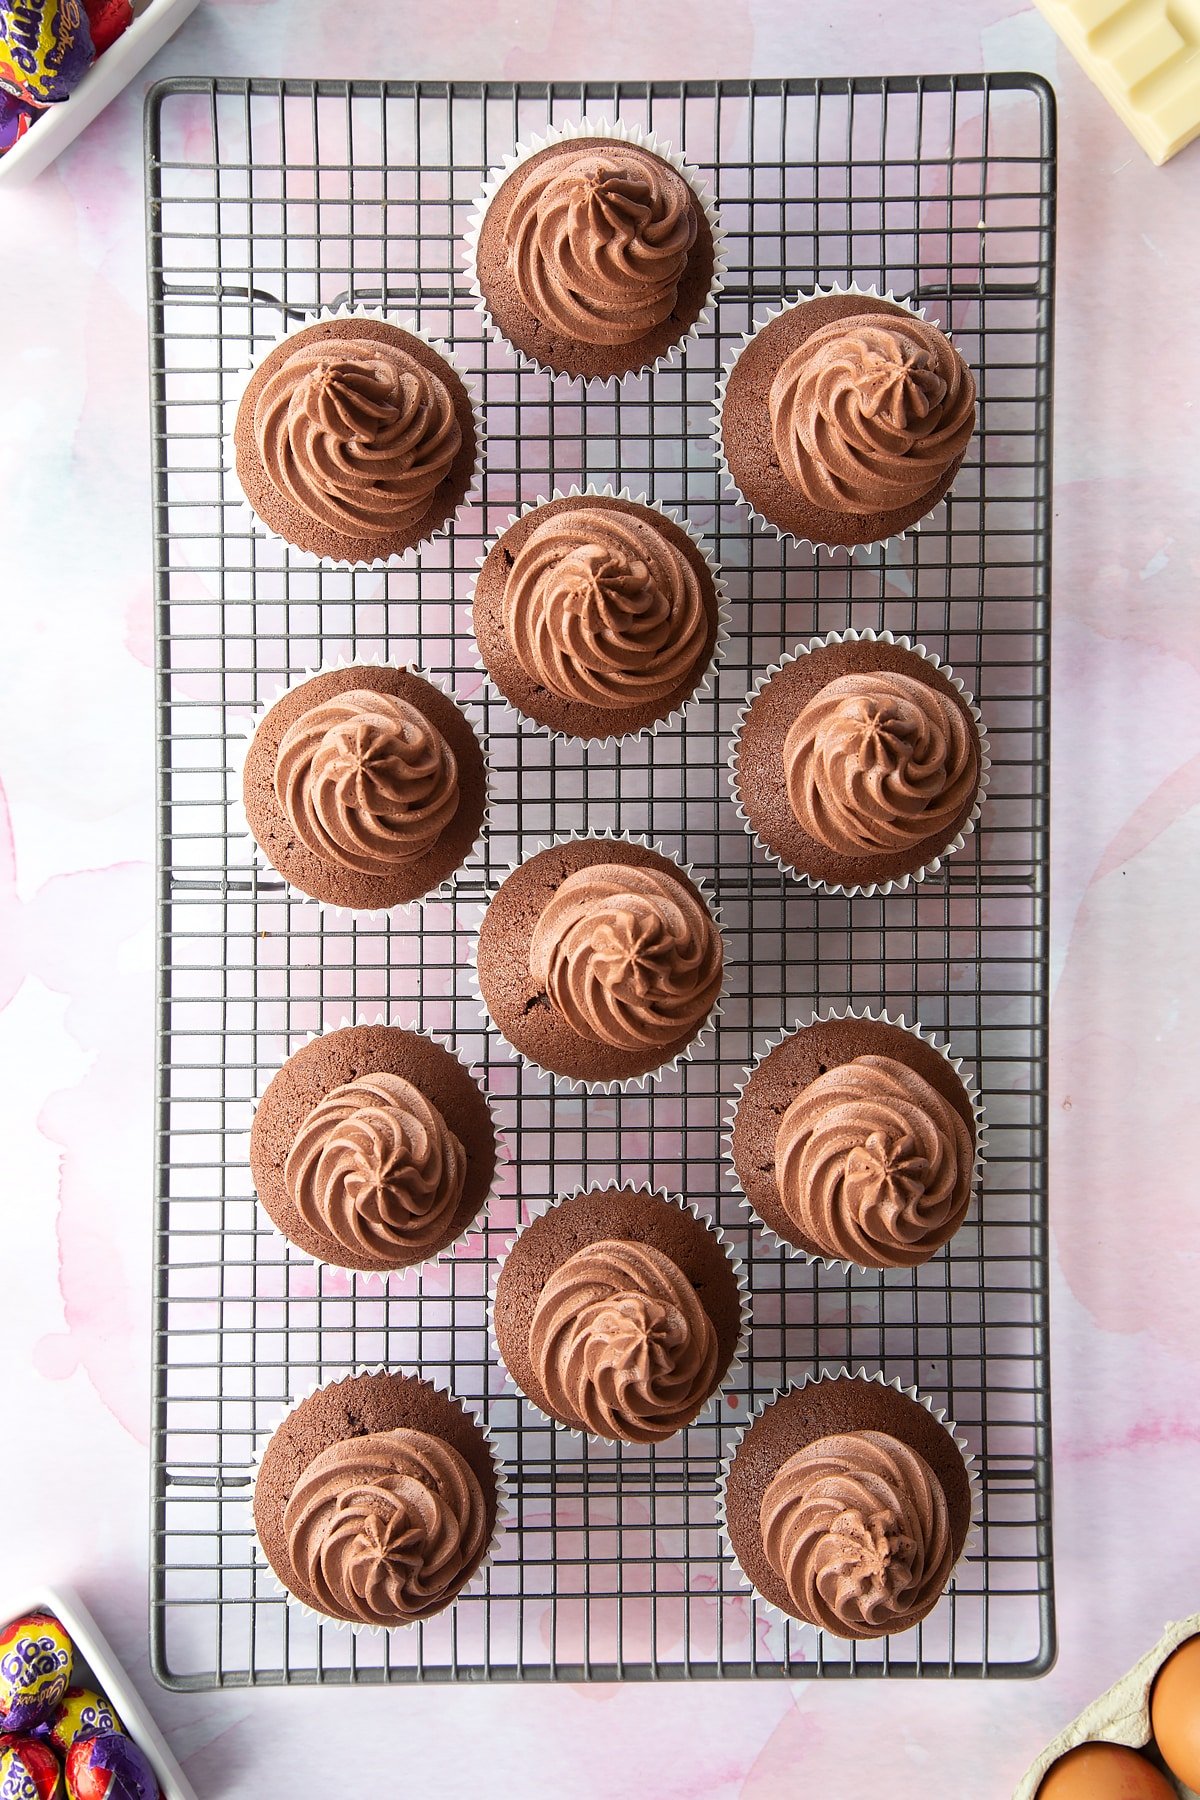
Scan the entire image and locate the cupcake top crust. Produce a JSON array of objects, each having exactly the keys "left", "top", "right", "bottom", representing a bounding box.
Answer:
[
  {"left": 528, "top": 861, "right": 721, "bottom": 1053},
  {"left": 475, "top": 837, "right": 723, "bottom": 1085},
  {"left": 474, "top": 136, "right": 716, "bottom": 380},
  {"left": 768, "top": 312, "right": 975, "bottom": 517},
  {"left": 473, "top": 494, "right": 720, "bottom": 740},
  {"left": 734, "top": 637, "right": 982, "bottom": 892},
  {"left": 730, "top": 1015, "right": 977, "bottom": 1270},
  {"left": 286, "top": 1071, "right": 465, "bottom": 1261},
  {"left": 758, "top": 1429, "right": 954, "bottom": 1638},
  {"left": 530, "top": 1238, "right": 719, "bottom": 1442},
  {"left": 773, "top": 1053, "right": 975, "bottom": 1268},
  {"left": 253, "top": 1371, "right": 499, "bottom": 1627},
  {"left": 251, "top": 1025, "right": 498, "bottom": 1272},
  {"left": 242, "top": 665, "right": 486, "bottom": 911},
  {"left": 234, "top": 316, "right": 478, "bottom": 562},
  {"left": 783, "top": 669, "right": 979, "bottom": 860},
  {"left": 492, "top": 1186, "right": 744, "bottom": 1443},
  {"left": 721, "top": 292, "right": 976, "bottom": 548},
  {"left": 276, "top": 686, "right": 459, "bottom": 875},
  {"left": 722, "top": 1377, "right": 972, "bottom": 1640},
  {"left": 283, "top": 1426, "right": 489, "bottom": 1625}
]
